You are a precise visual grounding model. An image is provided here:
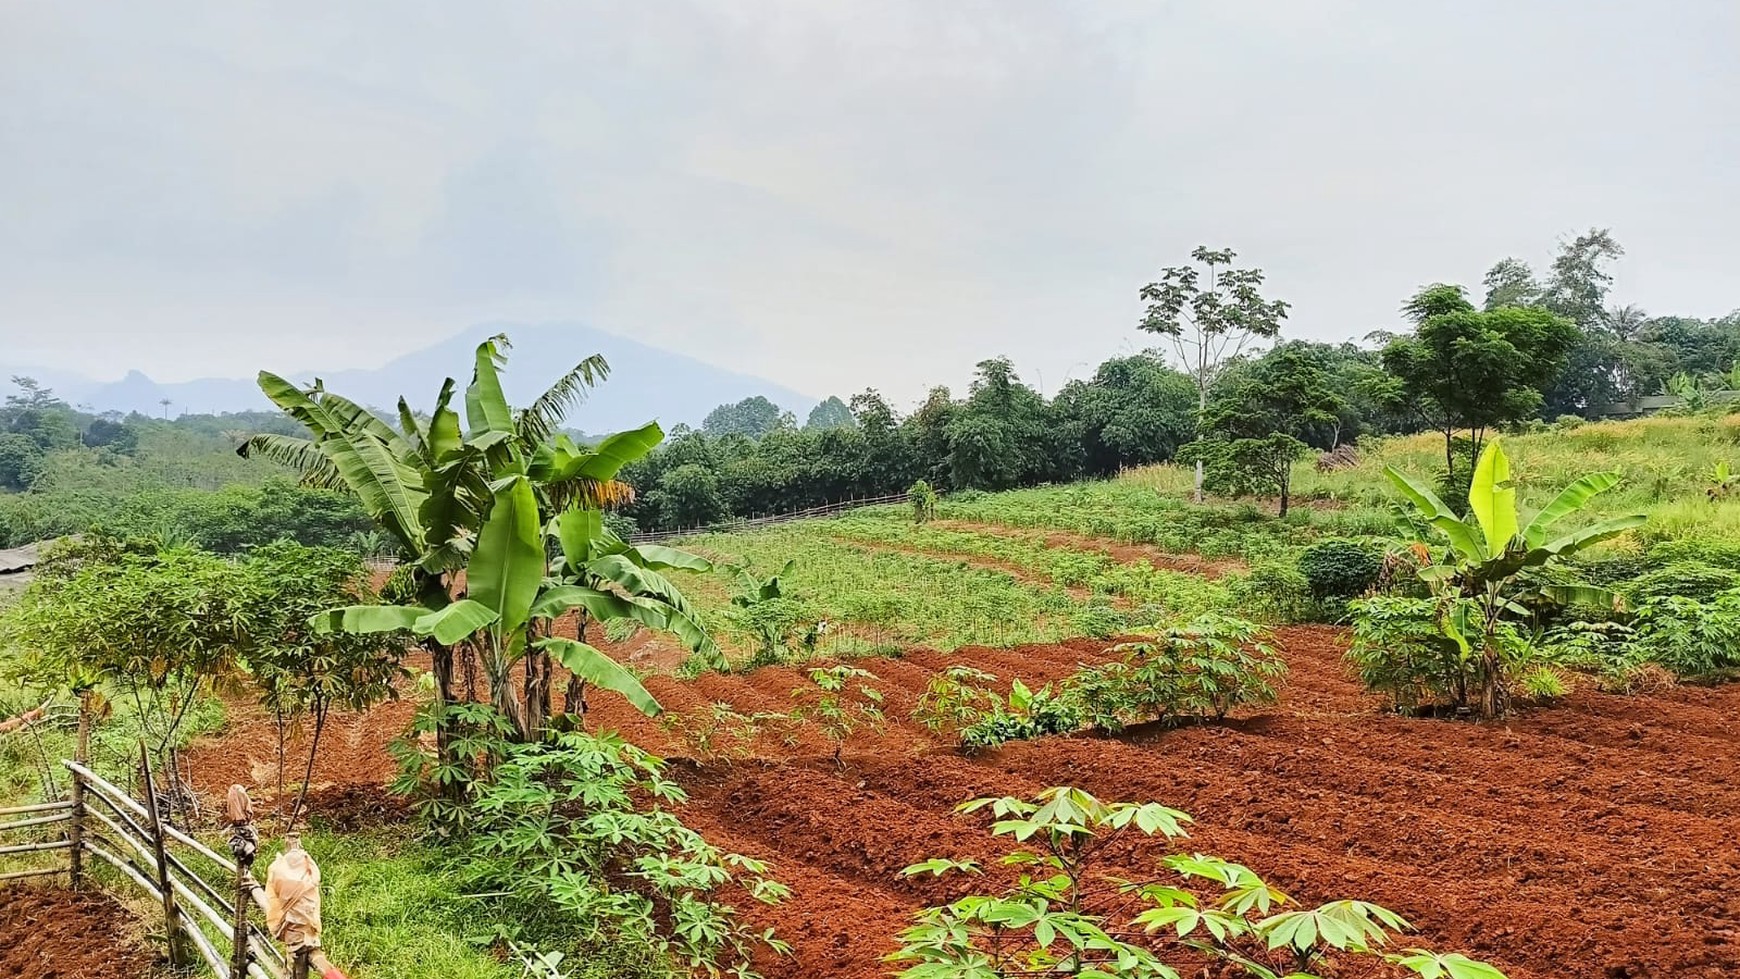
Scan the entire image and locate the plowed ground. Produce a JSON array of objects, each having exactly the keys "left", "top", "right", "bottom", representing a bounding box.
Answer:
[
  {"left": 196, "top": 627, "right": 1740, "bottom": 979},
  {"left": 0, "top": 887, "right": 156, "bottom": 979}
]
